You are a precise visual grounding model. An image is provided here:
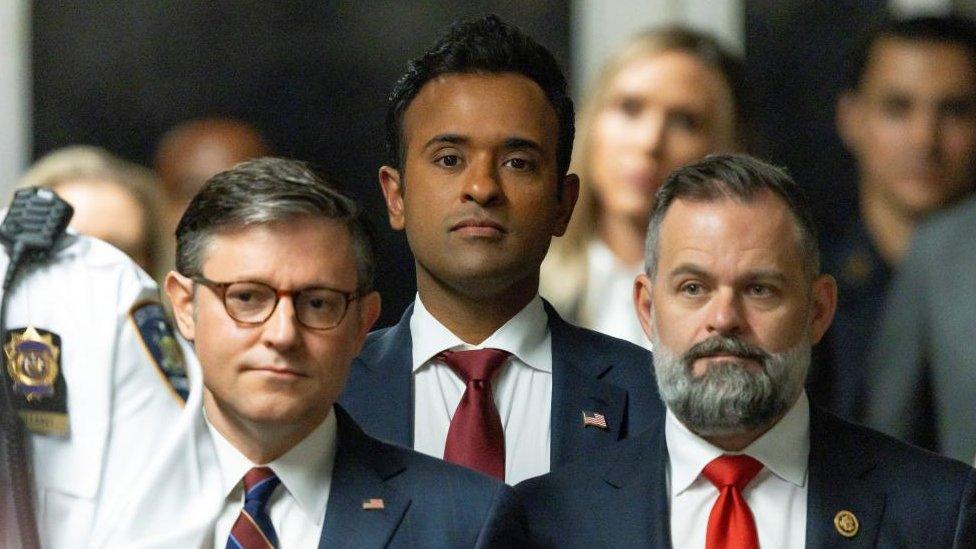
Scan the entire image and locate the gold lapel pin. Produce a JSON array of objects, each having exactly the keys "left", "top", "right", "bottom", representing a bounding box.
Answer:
[
  {"left": 362, "top": 498, "right": 385, "bottom": 510},
  {"left": 834, "top": 510, "right": 859, "bottom": 538}
]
